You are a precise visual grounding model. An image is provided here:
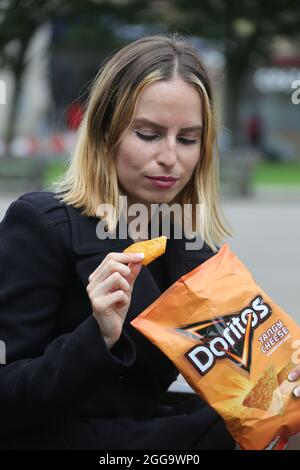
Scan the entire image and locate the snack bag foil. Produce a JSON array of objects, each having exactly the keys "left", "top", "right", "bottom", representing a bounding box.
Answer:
[{"left": 131, "top": 244, "right": 300, "bottom": 450}]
